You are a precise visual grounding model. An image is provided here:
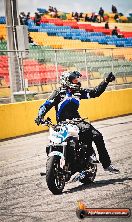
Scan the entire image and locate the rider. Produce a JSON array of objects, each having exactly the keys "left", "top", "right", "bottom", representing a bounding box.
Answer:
[{"left": 35, "top": 71, "right": 119, "bottom": 174}]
